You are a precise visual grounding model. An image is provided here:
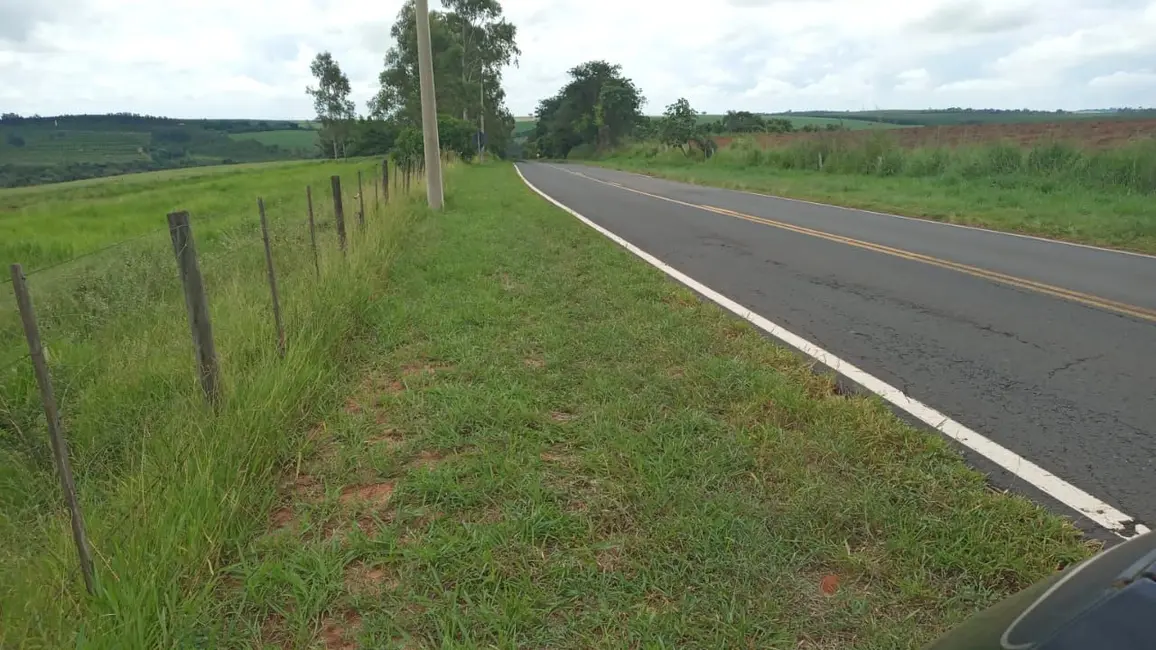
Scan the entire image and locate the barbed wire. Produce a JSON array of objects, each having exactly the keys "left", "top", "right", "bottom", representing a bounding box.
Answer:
[
  {"left": 21, "top": 225, "right": 172, "bottom": 278},
  {"left": 0, "top": 352, "right": 30, "bottom": 373}
]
